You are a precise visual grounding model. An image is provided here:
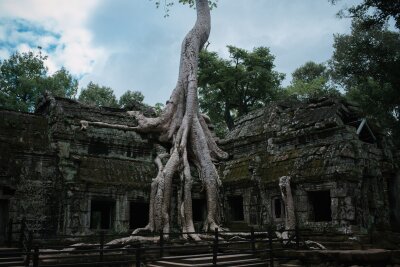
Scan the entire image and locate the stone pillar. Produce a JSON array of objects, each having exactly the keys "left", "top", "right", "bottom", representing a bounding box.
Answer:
[{"left": 115, "top": 194, "right": 129, "bottom": 232}]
